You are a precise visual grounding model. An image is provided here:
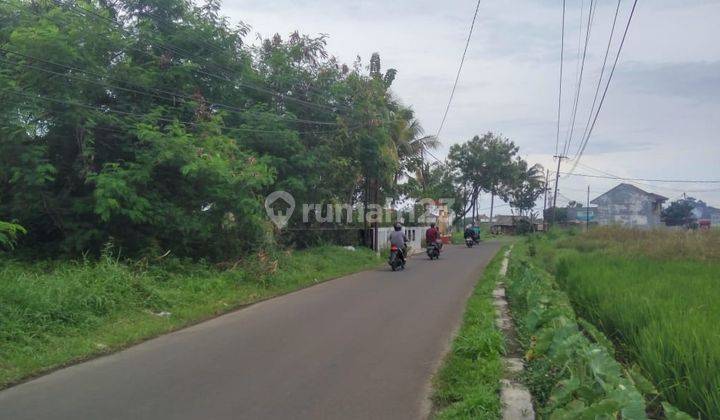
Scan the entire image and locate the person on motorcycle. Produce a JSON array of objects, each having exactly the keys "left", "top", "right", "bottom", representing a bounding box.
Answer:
[
  {"left": 389, "top": 222, "right": 408, "bottom": 264},
  {"left": 464, "top": 224, "right": 474, "bottom": 239},
  {"left": 426, "top": 222, "right": 441, "bottom": 251}
]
